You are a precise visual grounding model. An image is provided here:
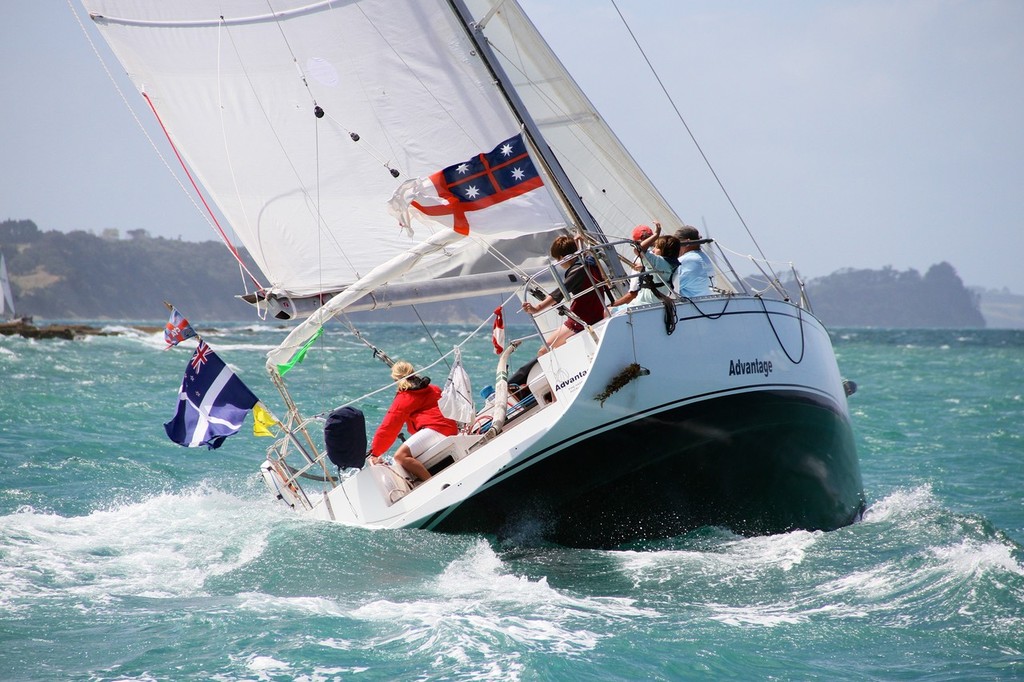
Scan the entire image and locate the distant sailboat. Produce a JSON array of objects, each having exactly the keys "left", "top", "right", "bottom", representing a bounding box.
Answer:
[
  {"left": 83, "top": 0, "right": 864, "bottom": 547},
  {"left": 0, "top": 253, "right": 17, "bottom": 322}
]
